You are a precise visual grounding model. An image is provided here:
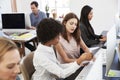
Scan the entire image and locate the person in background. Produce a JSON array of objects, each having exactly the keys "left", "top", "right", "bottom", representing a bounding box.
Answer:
[
  {"left": 0, "top": 37, "right": 21, "bottom": 80},
  {"left": 79, "top": 5, "right": 106, "bottom": 47},
  {"left": 32, "top": 18, "right": 93, "bottom": 80},
  {"left": 30, "top": 1, "right": 47, "bottom": 29},
  {"left": 25, "top": 1, "right": 46, "bottom": 51},
  {"left": 55, "top": 12, "right": 93, "bottom": 63}
]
